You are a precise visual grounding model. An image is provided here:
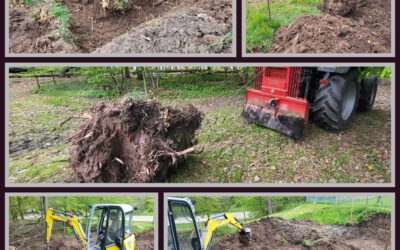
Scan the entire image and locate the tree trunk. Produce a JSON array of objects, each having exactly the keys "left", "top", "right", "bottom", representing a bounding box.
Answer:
[
  {"left": 124, "top": 67, "right": 131, "bottom": 79},
  {"left": 137, "top": 67, "right": 144, "bottom": 80},
  {"left": 267, "top": 197, "right": 273, "bottom": 215},
  {"left": 267, "top": 0, "right": 272, "bottom": 21},
  {"left": 35, "top": 76, "right": 40, "bottom": 89},
  {"left": 51, "top": 73, "right": 56, "bottom": 85},
  {"left": 16, "top": 197, "right": 24, "bottom": 220}
]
